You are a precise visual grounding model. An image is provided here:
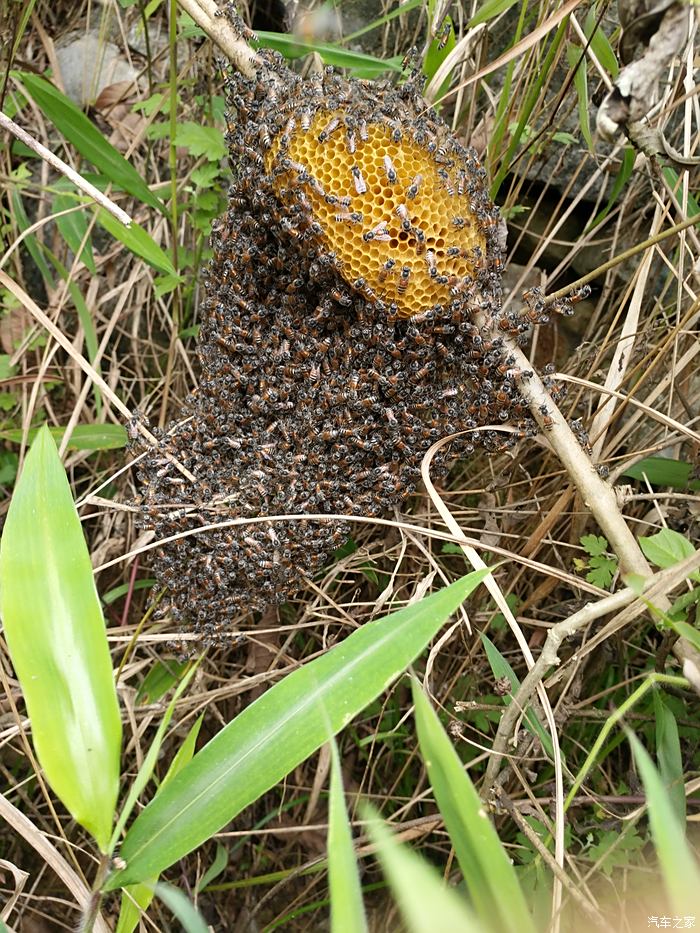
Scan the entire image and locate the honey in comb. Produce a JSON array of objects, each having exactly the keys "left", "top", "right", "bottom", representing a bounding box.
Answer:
[{"left": 132, "top": 50, "right": 550, "bottom": 647}]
